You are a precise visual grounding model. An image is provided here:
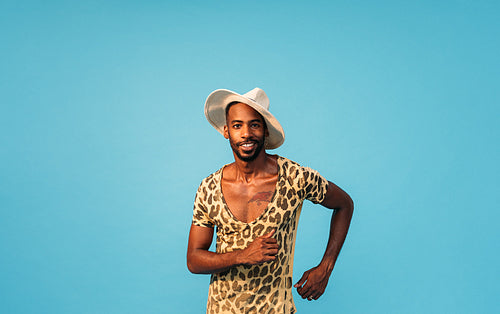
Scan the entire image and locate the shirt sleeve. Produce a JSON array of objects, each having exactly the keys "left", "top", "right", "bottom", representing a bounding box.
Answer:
[
  {"left": 191, "top": 183, "right": 215, "bottom": 228},
  {"left": 301, "top": 166, "right": 329, "bottom": 204}
]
